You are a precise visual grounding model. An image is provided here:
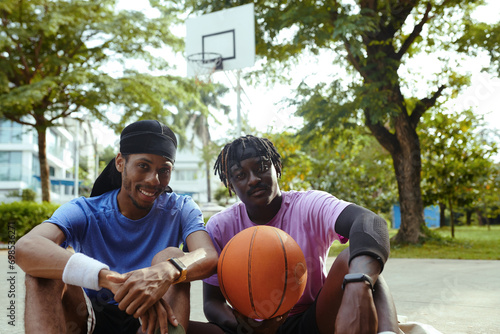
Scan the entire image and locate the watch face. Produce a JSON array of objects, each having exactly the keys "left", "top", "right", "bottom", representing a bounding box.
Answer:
[
  {"left": 345, "top": 273, "right": 366, "bottom": 281},
  {"left": 169, "top": 258, "right": 187, "bottom": 285},
  {"left": 171, "top": 258, "right": 187, "bottom": 270}
]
